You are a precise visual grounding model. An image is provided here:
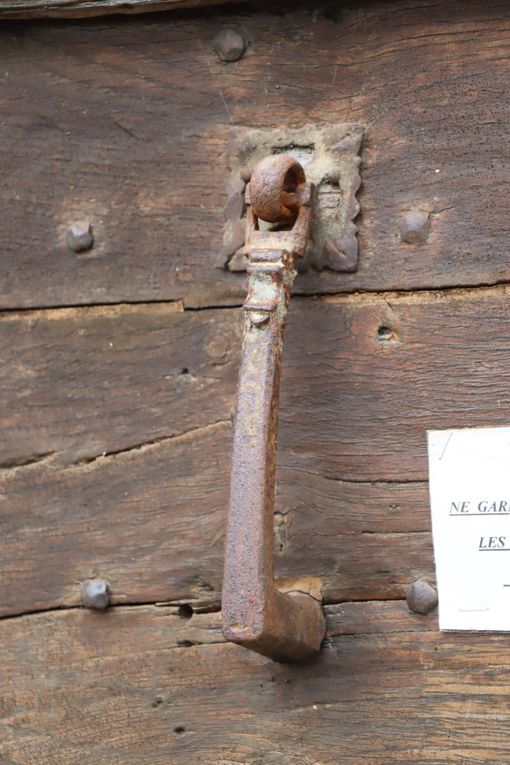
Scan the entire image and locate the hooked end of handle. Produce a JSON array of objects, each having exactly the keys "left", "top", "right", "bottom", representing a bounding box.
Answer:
[{"left": 222, "top": 589, "right": 326, "bottom": 663}]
